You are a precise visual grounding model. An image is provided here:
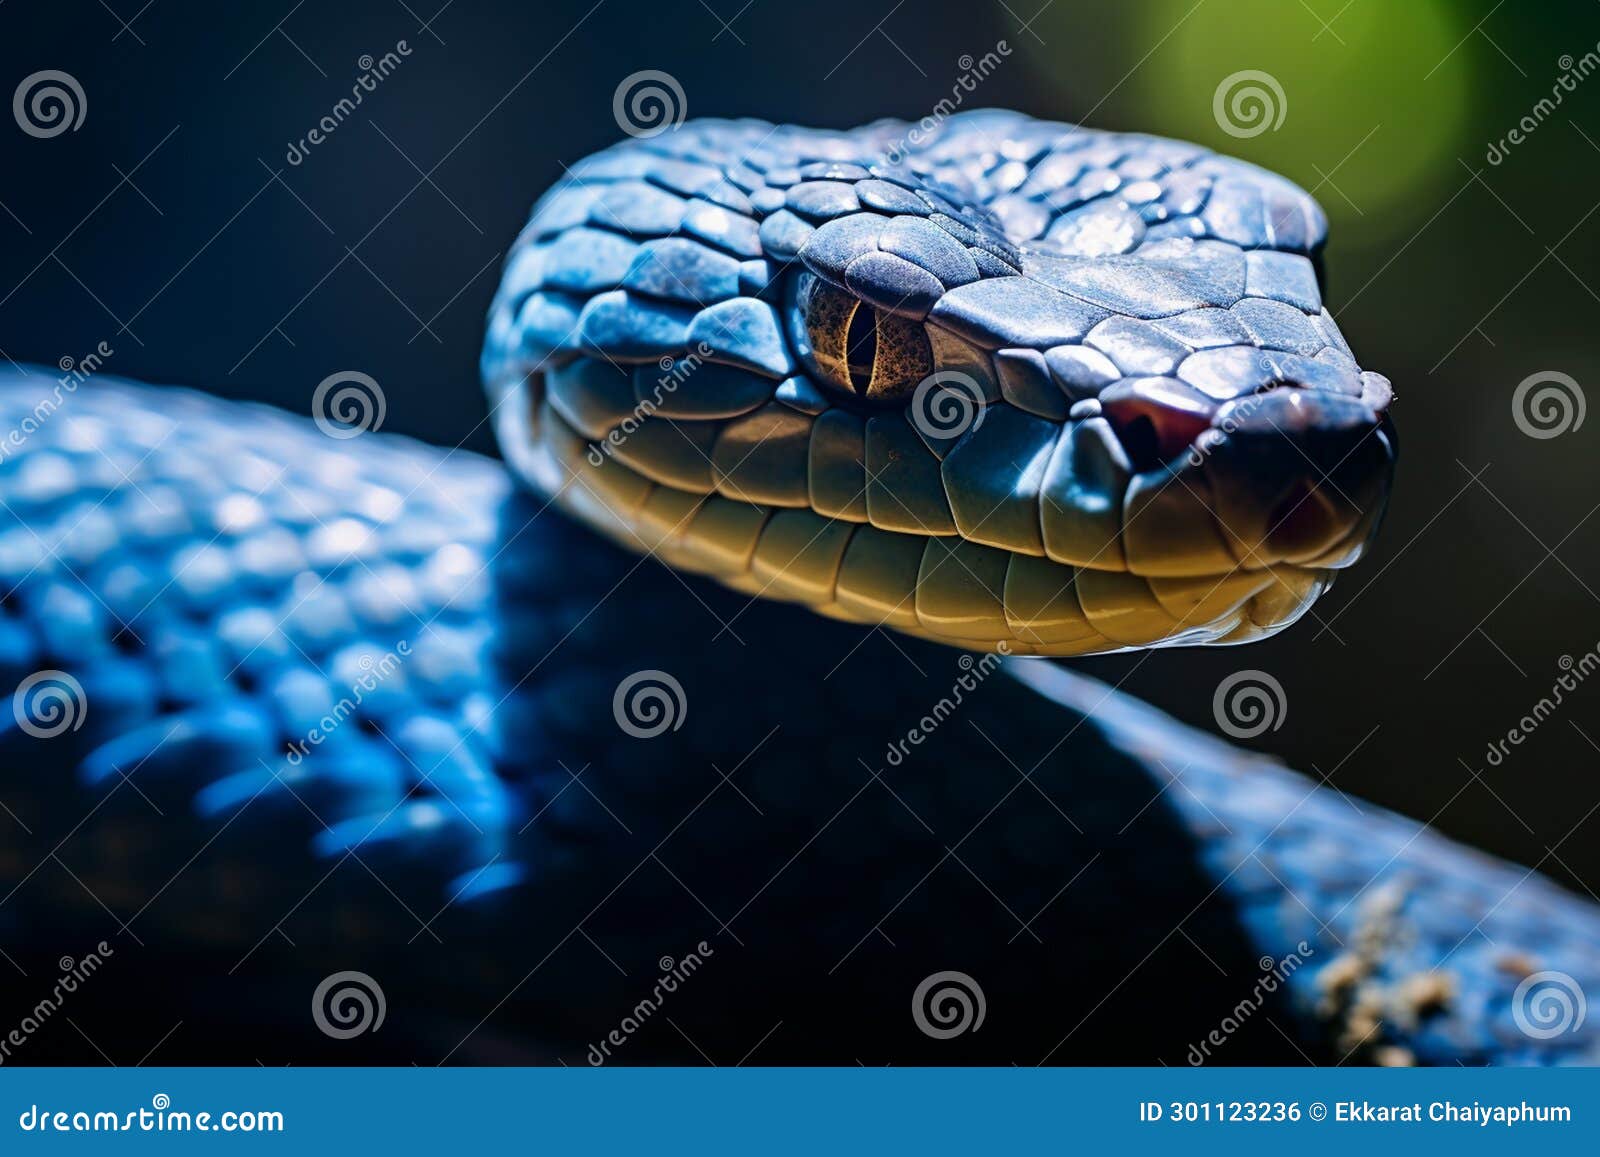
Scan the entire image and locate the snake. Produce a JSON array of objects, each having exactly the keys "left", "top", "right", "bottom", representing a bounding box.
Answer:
[{"left": 0, "top": 110, "right": 1595, "bottom": 1065}]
